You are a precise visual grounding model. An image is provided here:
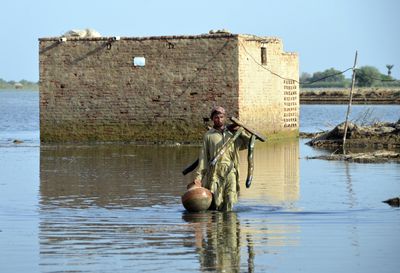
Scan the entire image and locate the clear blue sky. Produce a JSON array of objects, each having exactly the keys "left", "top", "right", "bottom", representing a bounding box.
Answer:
[{"left": 1, "top": 0, "right": 399, "bottom": 82}]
